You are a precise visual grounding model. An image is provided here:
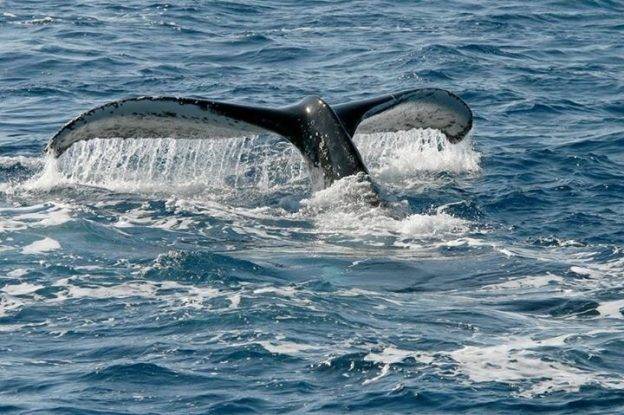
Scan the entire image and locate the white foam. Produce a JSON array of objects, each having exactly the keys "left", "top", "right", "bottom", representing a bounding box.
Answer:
[
  {"left": 570, "top": 266, "right": 603, "bottom": 278},
  {"left": 227, "top": 293, "right": 241, "bottom": 309},
  {"left": 448, "top": 334, "right": 624, "bottom": 397},
  {"left": 20, "top": 156, "right": 67, "bottom": 191},
  {"left": 336, "top": 287, "right": 379, "bottom": 297},
  {"left": 363, "top": 346, "right": 434, "bottom": 385},
  {"left": 596, "top": 300, "right": 624, "bottom": 319},
  {"left": 74, "top": 265, "right": 101, "bottom": 271},
  {"left": 1, "top": 282, "right": 43, "bottom": 296},
  {"left": 6, "top": 269, "right": 27, "bottom": 278},
  {"left": 300, "top": 174, "right": 469, "bottom": 241},
  {"left": 0, "top": 294, "right": 23, "bottom": 317},
  {"left": 113, "top": 208, "right": 159, "bottom": 228},
  {"left": 63, "top": 282, "right": 156, "bottom": 299},
  {"left": 13, "top": 205, "right": 72, "bottom": 227},
  {"left": 21, "top": 237, "right": 61, "bottom": 254},
  {"left": 437, "top": 237, "right": 492, "bottom": 248},
  {"left": 56, "top": 279, "right": 219, "bottom": 306},
  {"left": 49, "top": 278, "right": 157, "bottom": 302},
  {"left": 365, "top": 346, "right": 434, "bottom": 365},
  {"left": 0, "top": 245, "right": 15, "bottom": 252},
  {"left": 257, "top": 340, "right": 315, "bottom": 356},
  {"left": 483, "top": 274, "right": 564, "bottom": 291},
  {"left": 28, "top": 16, "right": 55, "bottom": 25},
  {"left": 111, "top": 206, "right": 198, "bottom": 231},
  {"left": 0, "top": 324, "right": 24, "bottom": 332},
  {"left": 362, "top": 363, "right": 391, "bottom": 385},
  {"left": 0, "top": 203, "right": 69, "bottom": 232},
  {"left": 0, "top": 217, "right": 26, "bottom": 233},
  {"left": 253, "top": 286, "right": 297, "bottom": 297},
  {"left": 0, "top": 155, "right": 42, "bottom": 169},
  {"left": 397, "top": 212, "right": 468, "bottom": 237}
]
